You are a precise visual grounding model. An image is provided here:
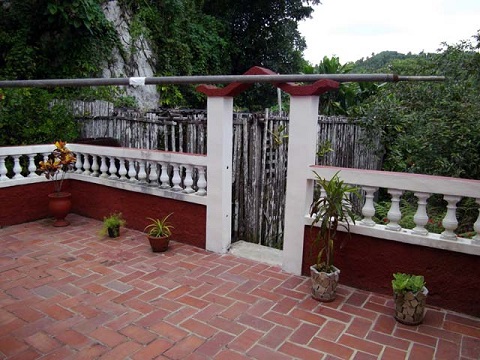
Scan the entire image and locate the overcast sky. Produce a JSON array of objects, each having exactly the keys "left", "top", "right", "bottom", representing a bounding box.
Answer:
[{"left": 298, "top": 0, "right": 480, "bottom": 64}]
